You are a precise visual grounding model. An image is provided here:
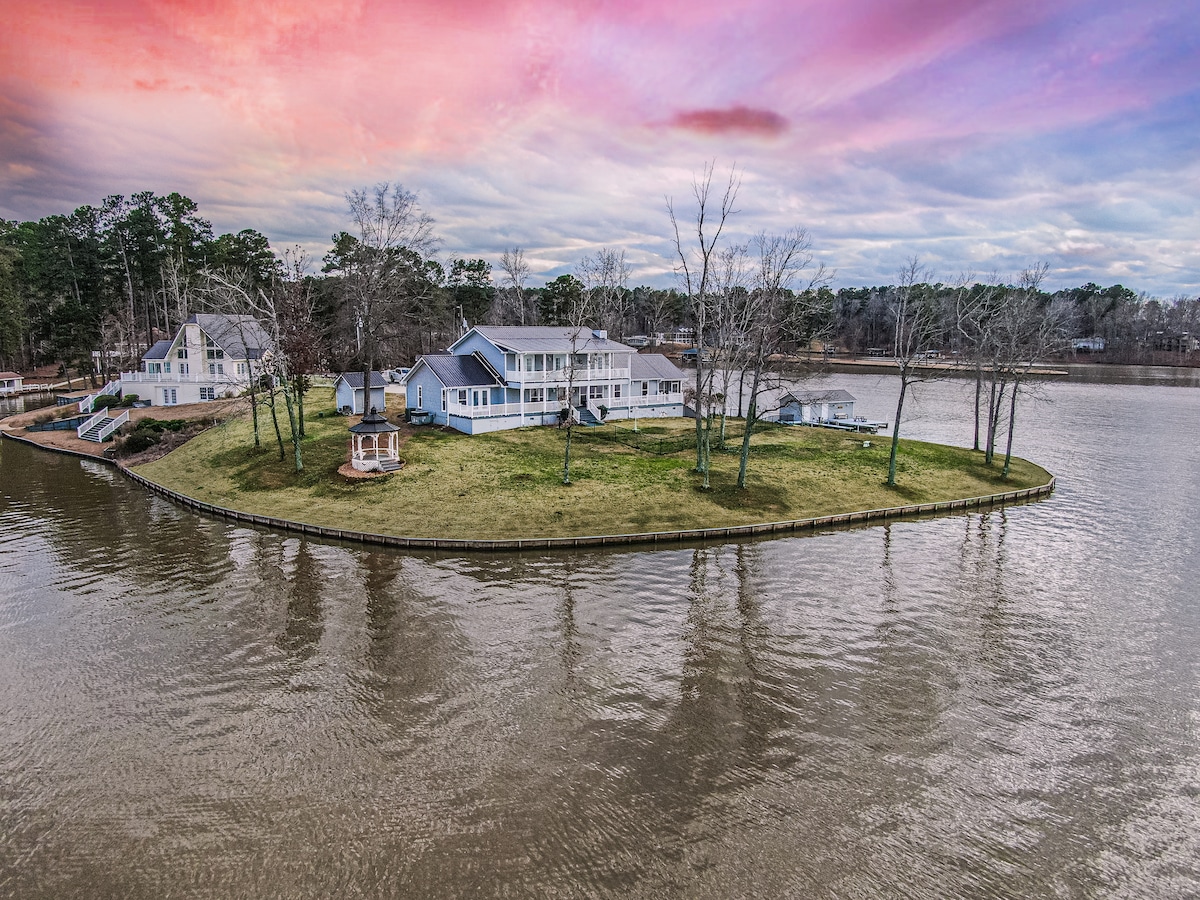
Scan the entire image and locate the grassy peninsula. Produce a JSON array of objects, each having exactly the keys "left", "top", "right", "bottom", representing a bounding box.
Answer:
[{"left": 129, "top": 389, "right": 1051, "bottom": 540}]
